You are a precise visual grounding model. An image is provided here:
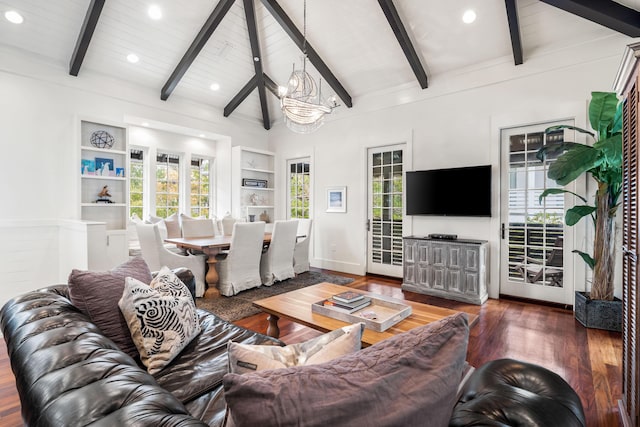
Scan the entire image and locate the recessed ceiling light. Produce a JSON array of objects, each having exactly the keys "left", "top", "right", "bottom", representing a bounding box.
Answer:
[
  {"left": 142, "top": 122, "right": 149, "bottom": 127},
  {"left": 210, "top": 83, "right": 220, "bottom": 91},
  {"left": 5, "top": 10, "right": 24, "bottom": 24},
  {"left": 148, "top": 5, "right": 162, "bottom": 20},
  {"left": 127, "top": 53, "right": 139, "bottom": 63},
  {"left": 462, "top": 9, "right": 476, "bottom": 24},
  {"left": 199, "top": 134, "right": 205, "bottom": 138}
]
